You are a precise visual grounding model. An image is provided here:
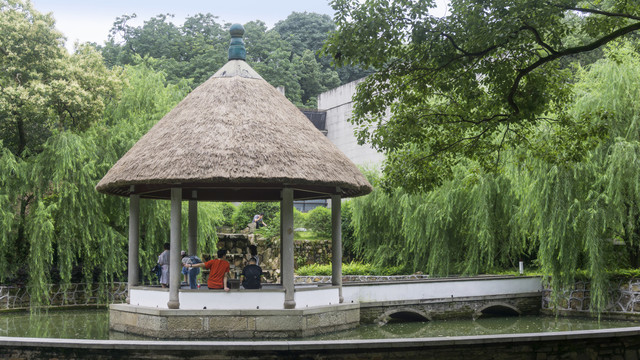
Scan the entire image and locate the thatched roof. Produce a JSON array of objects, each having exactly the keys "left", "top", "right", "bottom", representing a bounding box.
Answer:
[{"left": 96, "top": 35, "right": 372, "bottom": 202}]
